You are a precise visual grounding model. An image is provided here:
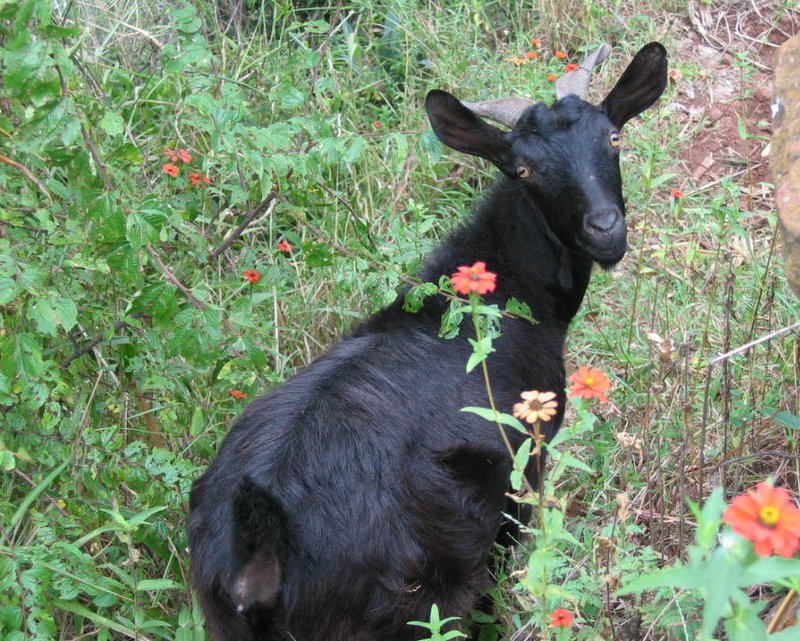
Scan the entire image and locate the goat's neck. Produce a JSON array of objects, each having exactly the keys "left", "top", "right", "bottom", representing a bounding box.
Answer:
[
  {"left": 492, "top": 187, "right": 594, "bottom": 324},
  {"left": 418, "top": 180, "right": 594, "bottom": 327}
]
